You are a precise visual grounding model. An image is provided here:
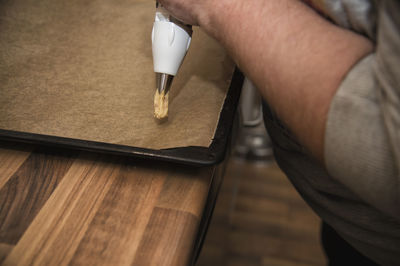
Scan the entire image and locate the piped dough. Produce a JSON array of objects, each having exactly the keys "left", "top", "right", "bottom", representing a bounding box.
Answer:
[{"left": 154, "top": 90, "right": 169, "bottom": 119}]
